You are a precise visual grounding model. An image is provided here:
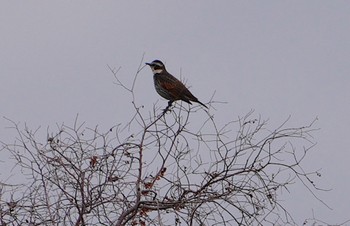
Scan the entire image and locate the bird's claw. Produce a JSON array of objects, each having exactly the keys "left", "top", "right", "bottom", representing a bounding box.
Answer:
[{"left": 162, "top": 106, "right": 171, "bottom": 114}]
